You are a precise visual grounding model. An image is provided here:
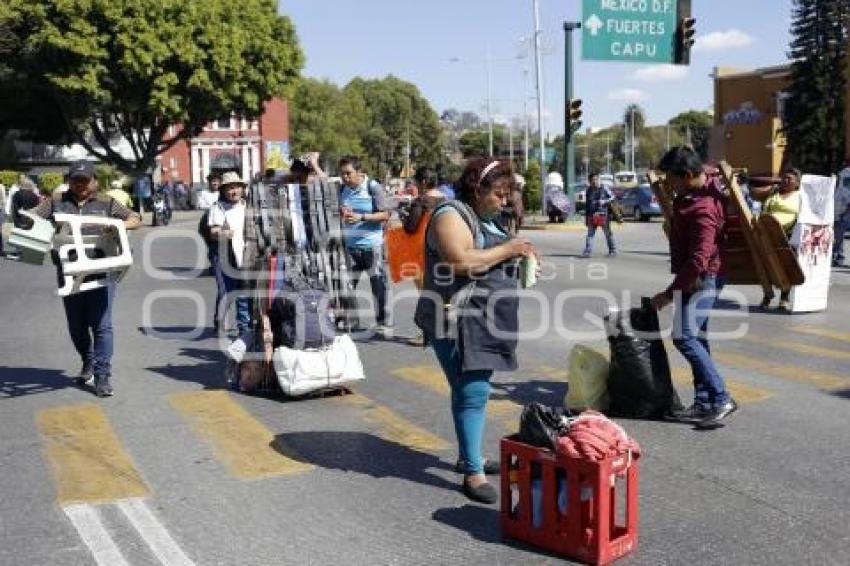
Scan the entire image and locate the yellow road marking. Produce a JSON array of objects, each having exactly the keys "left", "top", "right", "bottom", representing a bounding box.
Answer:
[
  {"left": 37, "top": 404, "right": 149, "bottom": 505},
  {"left": 391, "top": 365, "right": 521, "bottom": 424},
  {"left": 791, "top": 324, "right": 850, "bottom": 344},
  {"left": 169, "top": 391, "right": 312, "bottom": 480},
  {"left": 340, "top": 392, "right": 451, "bottom": 453},
  {"left": 742, "top": 334, "right": 850, "bottom": 361},
  {"left": 712, "top": 352, "right": 850, "bottom": 391},
  {"left": 391, "top": 366, "right": 450, "bottom": 396},
  {"left": 670, "top": 367, "right": 774, "bottom": 404}
]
